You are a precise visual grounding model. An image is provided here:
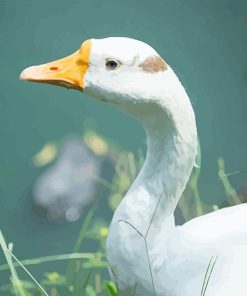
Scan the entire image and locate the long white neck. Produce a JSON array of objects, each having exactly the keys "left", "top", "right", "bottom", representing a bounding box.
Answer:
[{"left": 112, "top": 72, "right": 198, "bottom": 235}]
